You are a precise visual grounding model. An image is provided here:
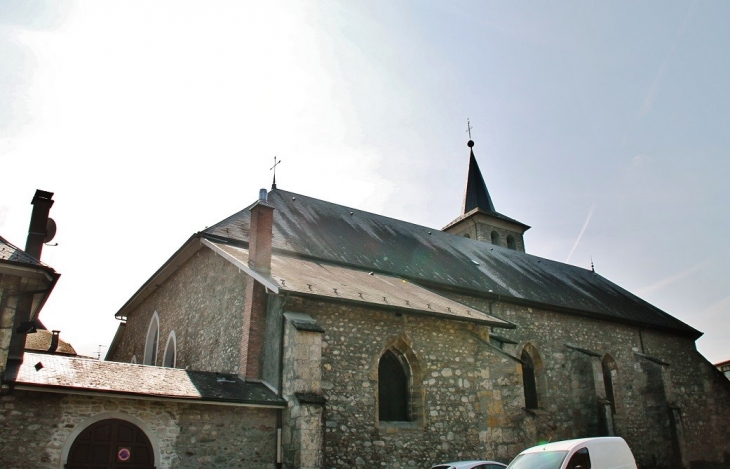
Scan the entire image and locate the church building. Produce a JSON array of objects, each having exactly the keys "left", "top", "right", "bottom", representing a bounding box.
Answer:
[{"left": 2, "top": 141, "right": 730, "bottom": 469}]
